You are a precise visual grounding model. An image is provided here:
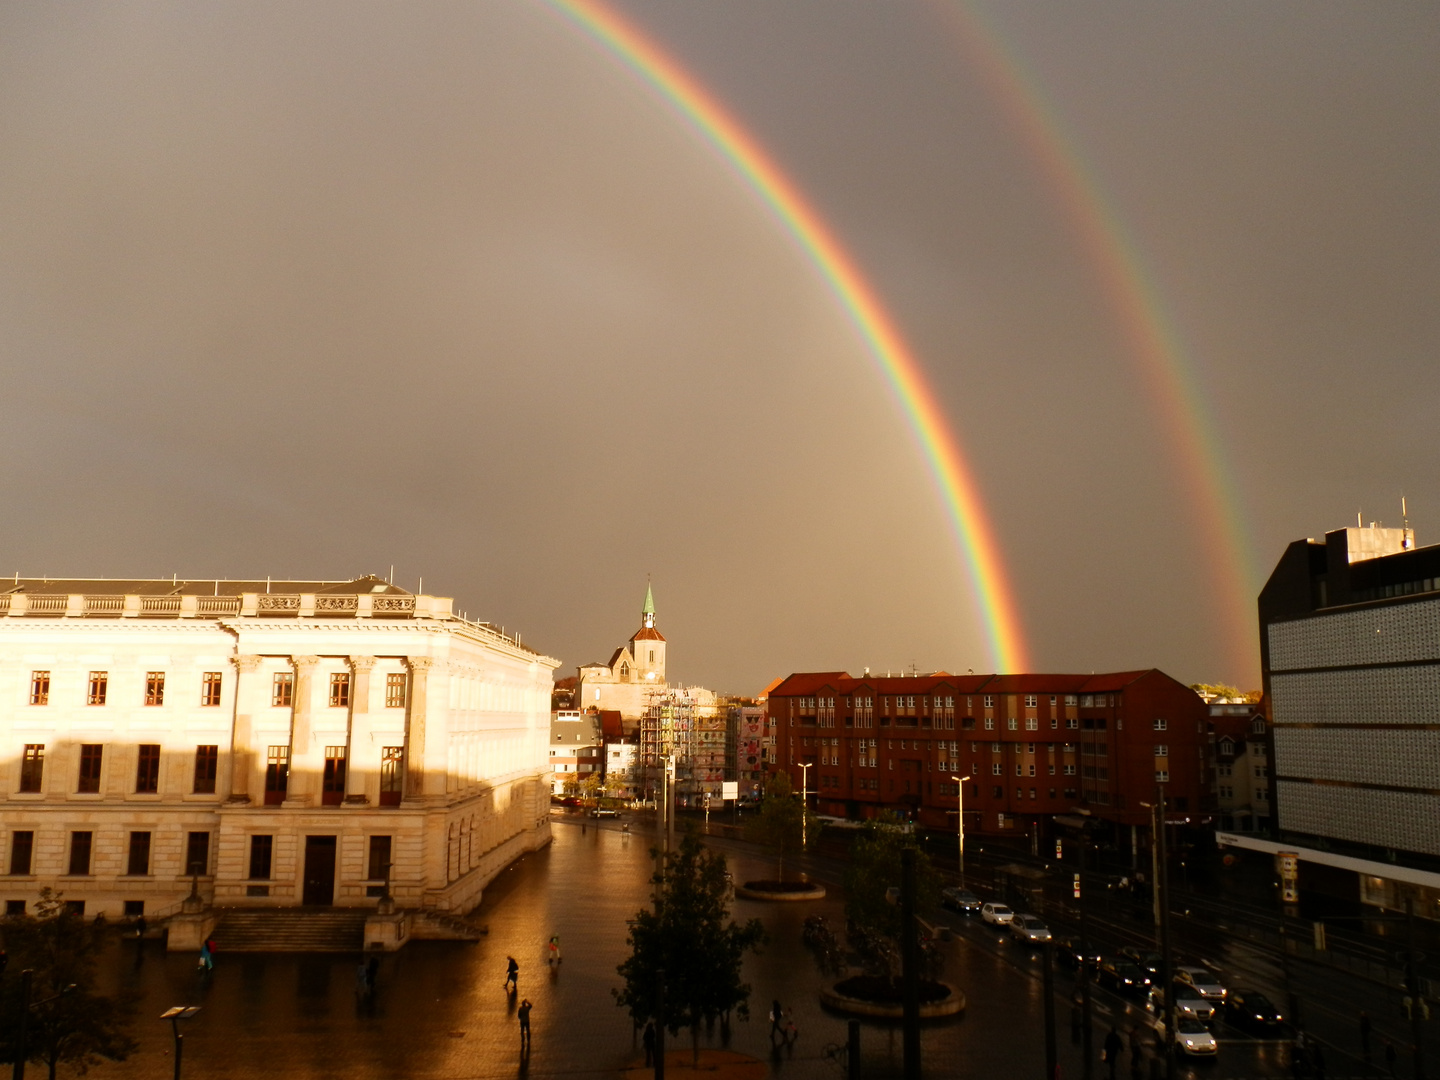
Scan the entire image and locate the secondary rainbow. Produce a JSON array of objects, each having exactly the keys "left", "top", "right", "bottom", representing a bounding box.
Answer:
[
  {"left": 934, "top": 1, "right": 1258, "bottom": 680},
  {"left": 545, "top": 0, "right": 1030, "bottom": 673}
]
